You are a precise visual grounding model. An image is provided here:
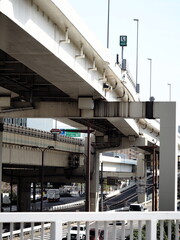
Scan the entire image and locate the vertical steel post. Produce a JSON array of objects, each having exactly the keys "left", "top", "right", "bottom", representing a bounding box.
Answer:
[
  {"left": 148, "top": 58, "right": 152, "bottom": 100},
  {"left": 41, "top": 150, "right": 44, "bottom": 212},
  {"left": 155, "top": 151, "right": 158, "bottom": 211},
  {"left": 33, "top": 182, "right": 36, "bottom": 211},
  {"left": 121, "top": 46, "right": 124, "bottom": 60},
  {"left": 134, "top": 19, "right": 139, "bottom": 92},
  {"left": 100, "top": 162, "right": 103, "bottom": 211},
  {"left": 85, "top": 126, "right": 91, "bottom": 211},
  {"left": 152, "top": 146, "right": 155, "bottom": 211},
  {"left": 107, "top": 0, "right": 110, "bottom": 48},
  {"left": 167, "top": 83, "right": 171, "bottom": 101},
  {"left": 10, "top": 171, "right": 13, "bottom": 212}
]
